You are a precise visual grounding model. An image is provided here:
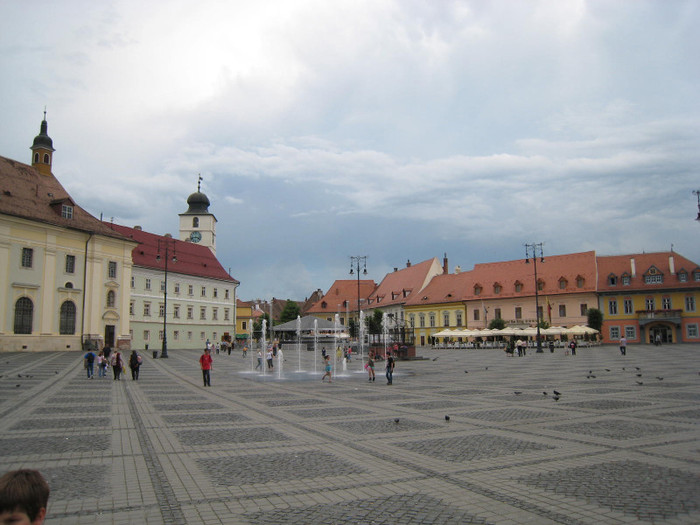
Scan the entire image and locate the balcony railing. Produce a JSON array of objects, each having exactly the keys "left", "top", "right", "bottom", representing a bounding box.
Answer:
[{"left": 636, "top": 309, "right": 683, "bottom": 320}]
